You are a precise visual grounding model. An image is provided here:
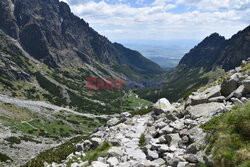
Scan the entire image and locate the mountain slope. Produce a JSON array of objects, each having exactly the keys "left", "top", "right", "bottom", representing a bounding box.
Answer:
[
  {"left": 179, "top": 25, "right": 250, "bottom": 72},
  {"left": 179, "top": 33, "right": 226, "bottom": 69},
  {"left": 0, "top": 0, "right": 162, "bottom": 76},
  {"left": 137, "top": 25, "right": 250, "bottom": 102}
]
